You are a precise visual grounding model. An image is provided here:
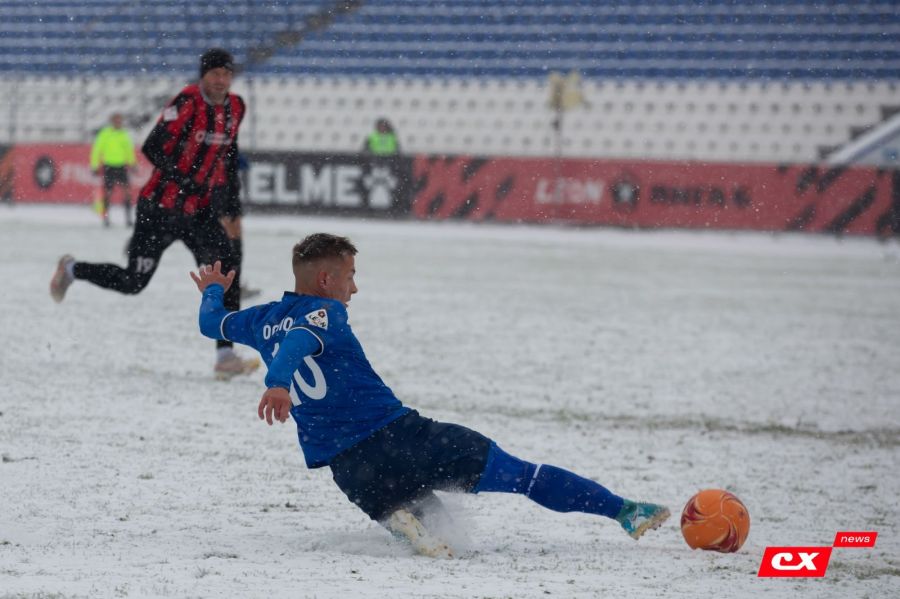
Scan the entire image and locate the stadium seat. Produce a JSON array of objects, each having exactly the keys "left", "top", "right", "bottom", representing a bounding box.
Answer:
[{"left": 0, "top": 0, "right": 897, "bottom": 163}]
